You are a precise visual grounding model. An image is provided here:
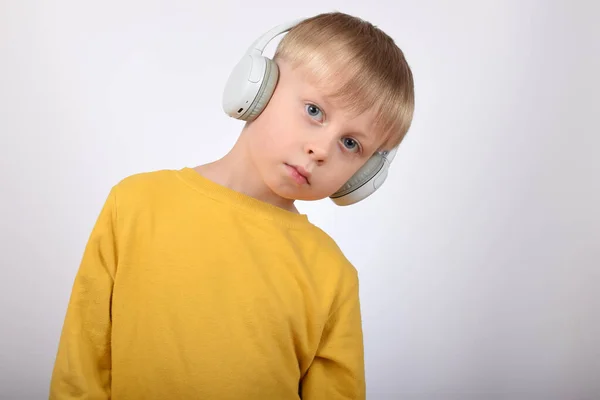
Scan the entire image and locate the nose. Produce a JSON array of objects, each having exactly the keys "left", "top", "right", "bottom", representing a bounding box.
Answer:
[{"left": 304, "top": 139, "right": 333, "bottom": 164}]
